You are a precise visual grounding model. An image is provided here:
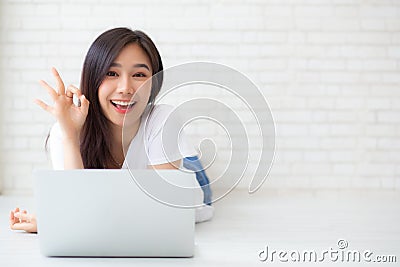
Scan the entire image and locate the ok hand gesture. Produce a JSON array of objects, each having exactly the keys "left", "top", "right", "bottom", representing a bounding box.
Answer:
[{"left": 35, "top": 68, "right": 90, "bottom": 140}]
